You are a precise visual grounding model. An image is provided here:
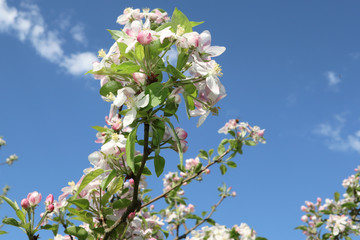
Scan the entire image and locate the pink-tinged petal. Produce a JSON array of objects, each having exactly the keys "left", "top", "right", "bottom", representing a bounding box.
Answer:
[
  {"left": 199, "top": 30, "right": 211, "bottom": 47},
  {"left": 123, "top": 108, "right": 137, "bottom": 127},
  {"left": 206, "top": 76, "right": 220, "bottom": 95},
  {"left": 206, "top": 46, "right": 226, "bottom": 57}
]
